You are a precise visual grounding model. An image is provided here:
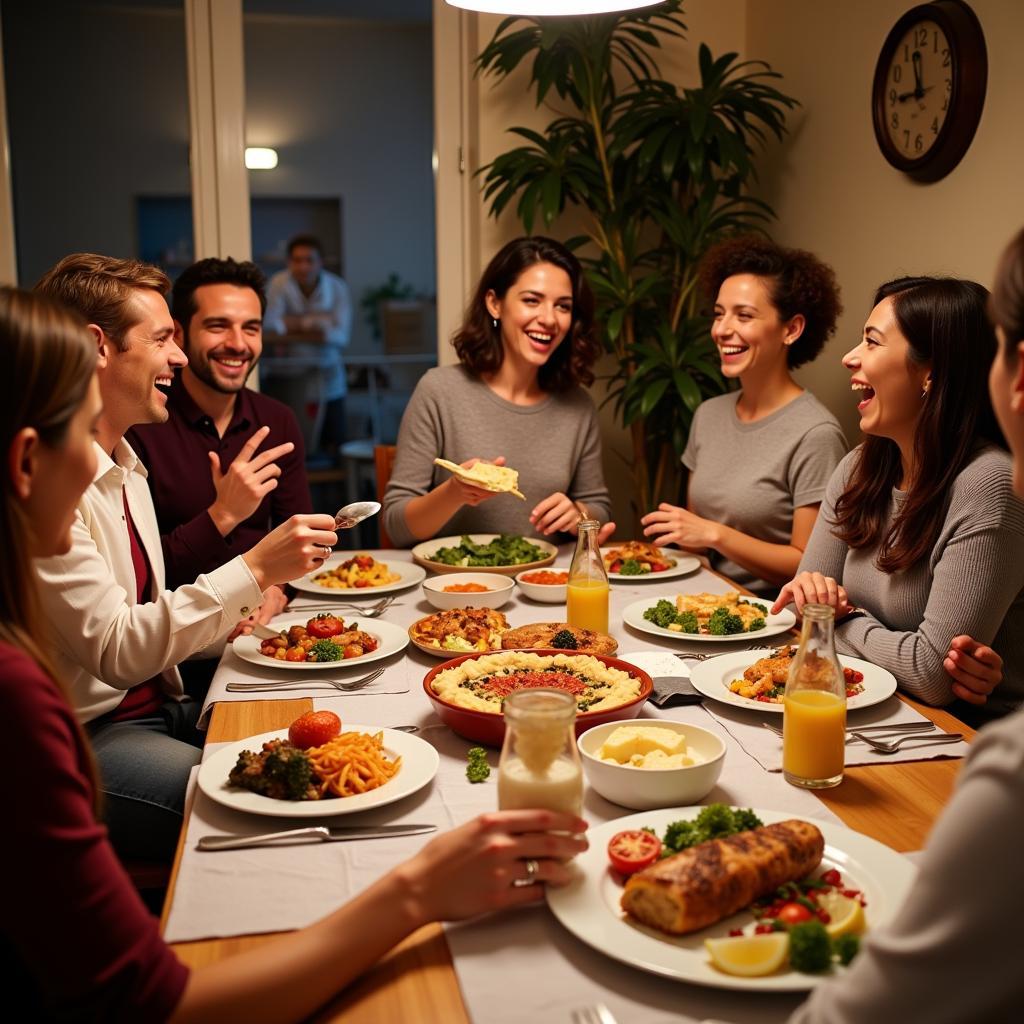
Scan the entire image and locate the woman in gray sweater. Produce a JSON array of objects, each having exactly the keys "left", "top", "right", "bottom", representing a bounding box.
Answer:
[
  {"left": 774, "top": 275, "right": 1023, "bottom": 717},
  {"left": 383, "top": 238, "right": 612, "bottom": 547}
]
